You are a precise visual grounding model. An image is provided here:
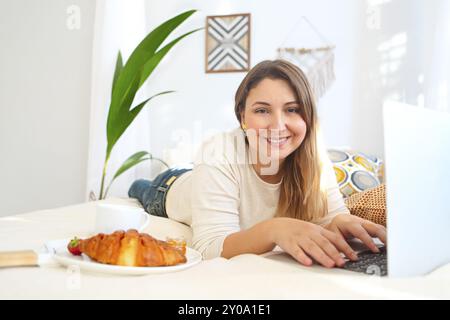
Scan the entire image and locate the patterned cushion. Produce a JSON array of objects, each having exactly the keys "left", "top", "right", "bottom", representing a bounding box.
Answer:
[
  {"left": 345, "top": 184, "right": 387, "bottom": 226},
  {"left": 327, "top": 149, "right": 384, "bottom": 198}
]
